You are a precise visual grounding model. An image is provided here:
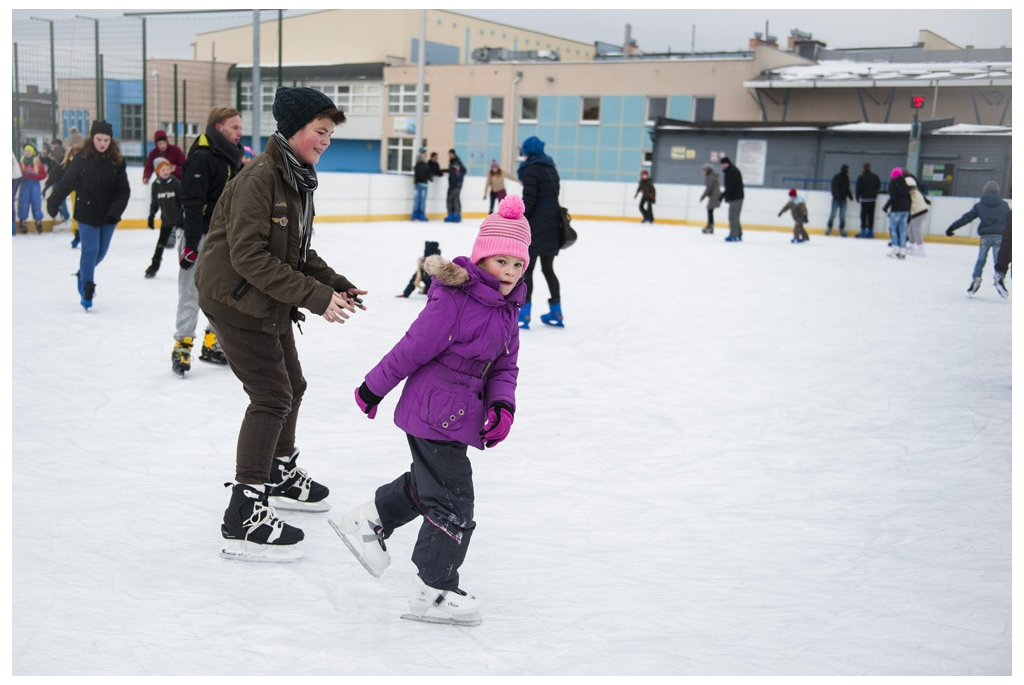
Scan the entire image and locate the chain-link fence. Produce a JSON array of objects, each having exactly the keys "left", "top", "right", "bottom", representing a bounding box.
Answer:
[{"left": 12, "top": 12, "right": 270, "bottom": 161}]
